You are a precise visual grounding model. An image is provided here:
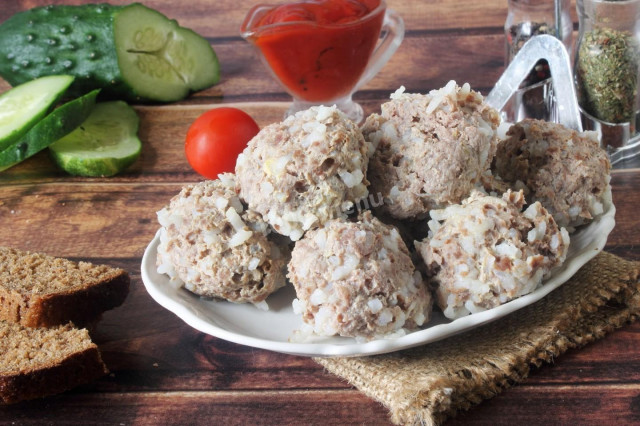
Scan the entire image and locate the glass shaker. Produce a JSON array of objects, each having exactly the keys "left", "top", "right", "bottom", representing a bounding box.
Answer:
[
  {"left": 575, "top": 0, "right": 640, "bottom": 155},
  {"left": 503, "top": 0, "right": 573, "bottom": 122},
  {"left": 505, "top": 0, "right": 573, "bottom": 86}
]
